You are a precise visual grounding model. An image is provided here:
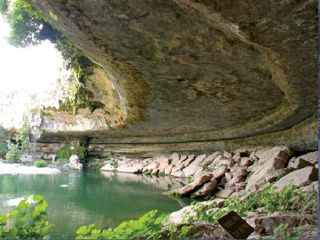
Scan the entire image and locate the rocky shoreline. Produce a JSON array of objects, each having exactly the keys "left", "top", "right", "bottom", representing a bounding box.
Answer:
[
  {"left": 101, "top": 146, "right": 318, "bottom": 199},
  {"left": 0, "top": 162, "right": 60, "bottom": 175},
  {"left": 100, "top": 146, "right": 318, "bottom": 239}
]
